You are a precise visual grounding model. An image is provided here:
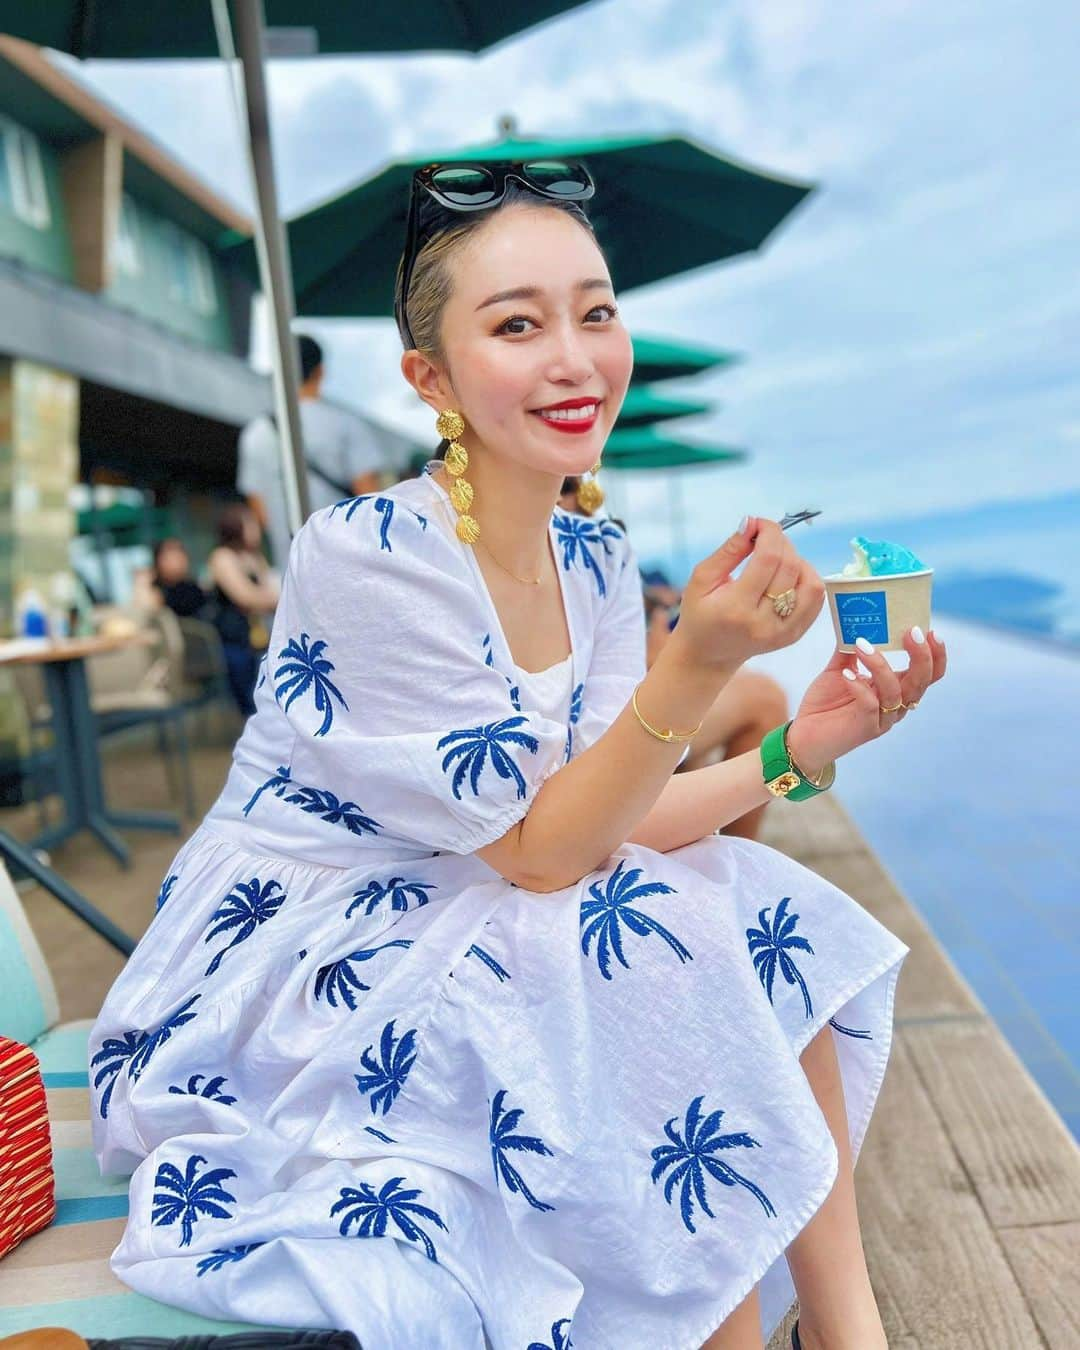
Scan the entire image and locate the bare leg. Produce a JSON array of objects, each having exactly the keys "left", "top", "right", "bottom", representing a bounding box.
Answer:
[
  {"left": 785, "top": 1024, "right": 887, "bottom": 1350},
  {"left": 681, "top": 672, "right": 788, "bottom": 841},
  {"left": 700, "top": 1282, "right": 765, "bottom": 1350}
]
